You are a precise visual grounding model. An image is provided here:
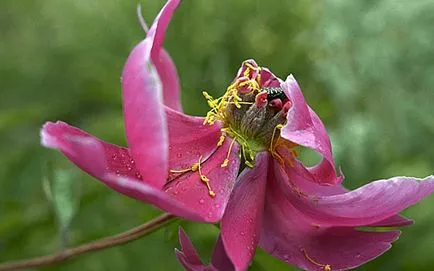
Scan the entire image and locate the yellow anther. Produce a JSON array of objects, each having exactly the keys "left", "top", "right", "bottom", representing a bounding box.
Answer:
[
  {"left": 256, "top": 72, "right": 261, "bottom": 85},
  {"left": 243, "top": 67, "right": 251, "bottom": 77},
  {"left": 191, "top": 162, "right": 199, "bottom": 171},
  {"left": 169, "top": 160, "right": 201, "bottom": 174},
  {"left": 217, "top": 134, "right": 226, "bottom": 146},
  {"left": 197, "top": 156, "right": 216, "bottom": 198},
  {"left": 302, "top": 248, "right": 331, "bottom": 271},
  {"left": 221, "top": 138, "right": 236, "bottom": 168},
  {"left": 221, "top": 159, "right": 229, "bottom": 168},
  {"left": 244, "top": 62, "right": 258, "bottom": 71},
  {"left": 202, "top": 91, "right": 214, "bottom": 100},
  {"left": 269, "top": 124, "right": 284, "bottom": 155}
]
